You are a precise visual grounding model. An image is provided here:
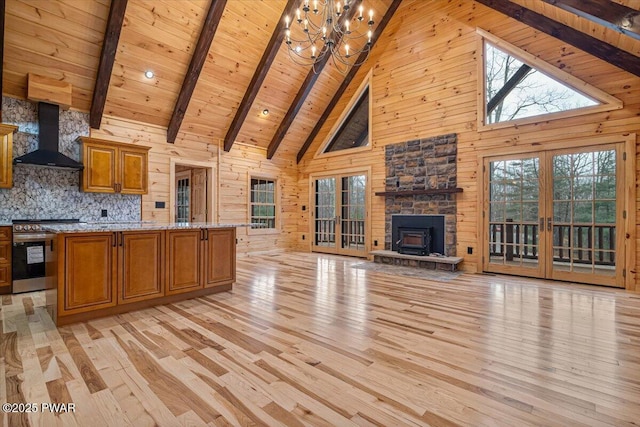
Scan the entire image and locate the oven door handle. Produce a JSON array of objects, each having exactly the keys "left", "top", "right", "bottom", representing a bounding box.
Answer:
[{"left": 13, "top": 233, "right": 55, "bottom": 243}]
